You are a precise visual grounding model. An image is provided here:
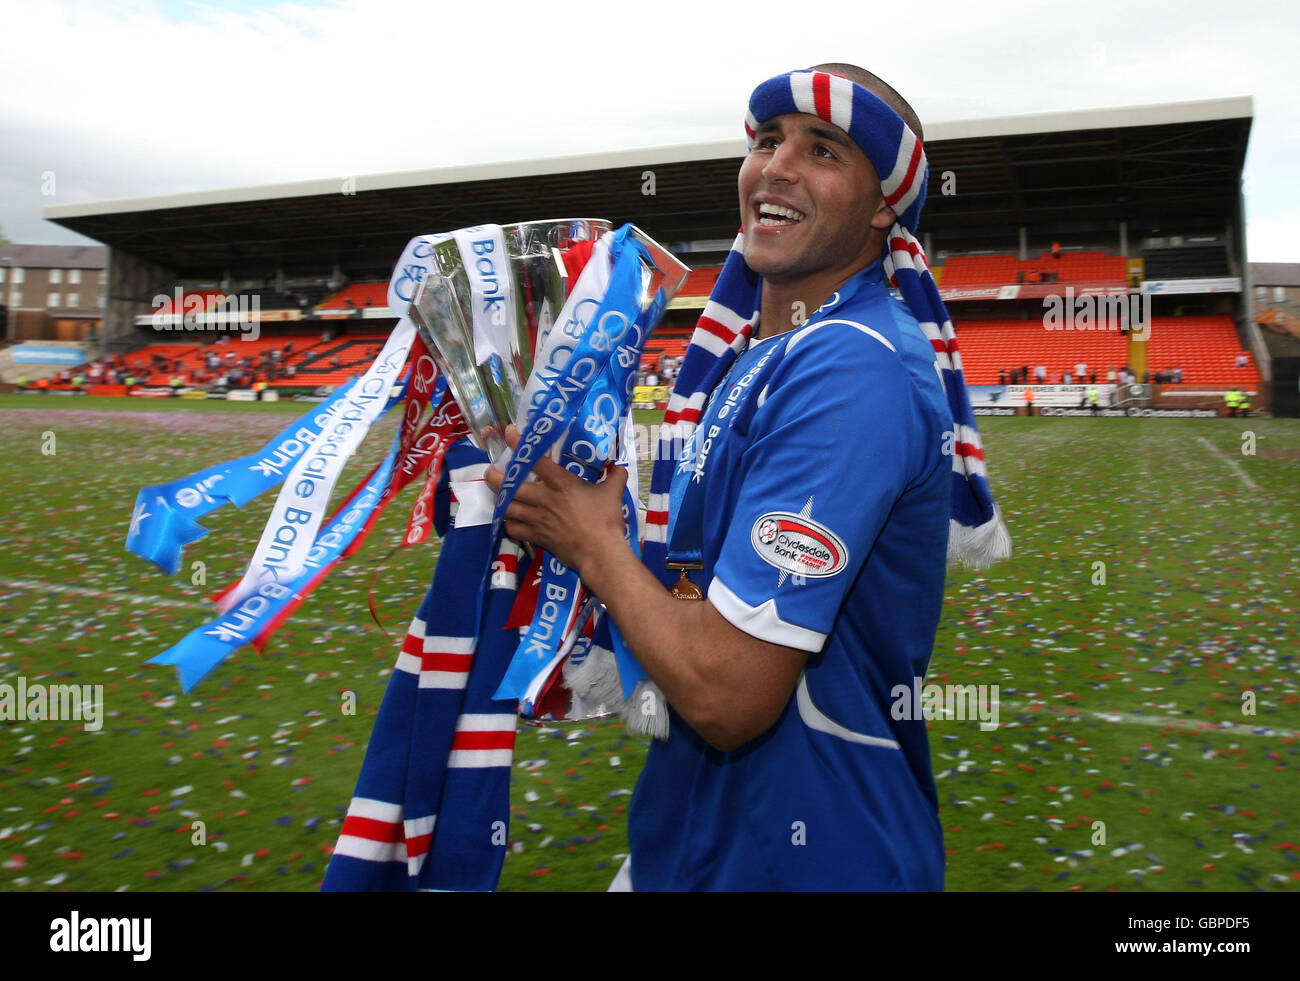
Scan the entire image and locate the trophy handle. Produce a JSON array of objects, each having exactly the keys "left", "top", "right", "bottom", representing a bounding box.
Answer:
[{"left": 625, "top": 223, "right": 691, "bottom": 311}]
